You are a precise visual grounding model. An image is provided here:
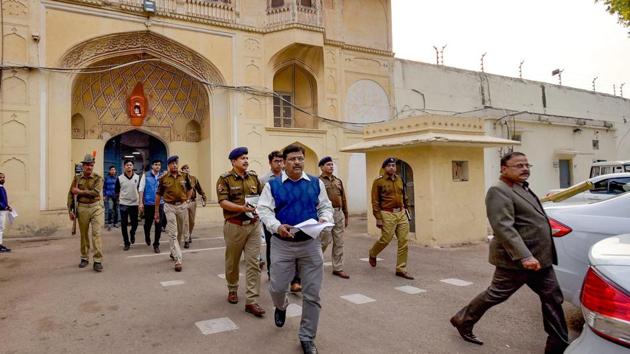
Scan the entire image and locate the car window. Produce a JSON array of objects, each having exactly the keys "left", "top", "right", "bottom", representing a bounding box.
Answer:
[
  {"left": 625, "top": 164, "right": 630, "bottom": 173},
  {"left": 601, "top": 166, "right": 613, "bottom": 175},
  {"left": 608, "top": 178, "right": 630, "bottom": 194},
  {"left": 591, "top": 177, "right": 630, "bottom": 194},
  {"left": 590, "top": 166, "right": 600, "bottom": 177}
]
